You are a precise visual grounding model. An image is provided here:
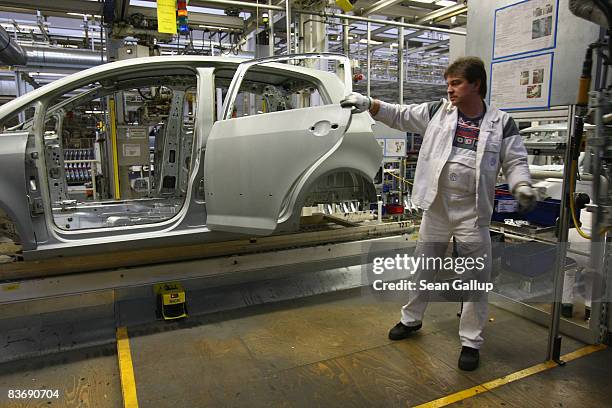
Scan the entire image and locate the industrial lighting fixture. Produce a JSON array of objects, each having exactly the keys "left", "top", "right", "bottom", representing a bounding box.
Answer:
[
  {"left": 435, "top": 0, "right": 457, "bottom": 6},
  {"left": 198, "top": 24, "right": 236, "bottom": 31},
  {"left": 432, "top": 6, "right": 467, "bottom": 23},
  {"left": 177, "top": 0, "right": 189, "bottom": 34},
  {"left": 359, "top": 38, "right": 383, "bottom": 45},
  {"left": 415, "top": 1, "right": 467, "bottom": 25},
  {"left": 1, "top": 23, "right": 39, "bottom": 32},
  {"left": 29, "top": 72, "right": 65, "bottom": 77},
  {"left": 66, "top": 12, "right": 102, "bottom": 18}
]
